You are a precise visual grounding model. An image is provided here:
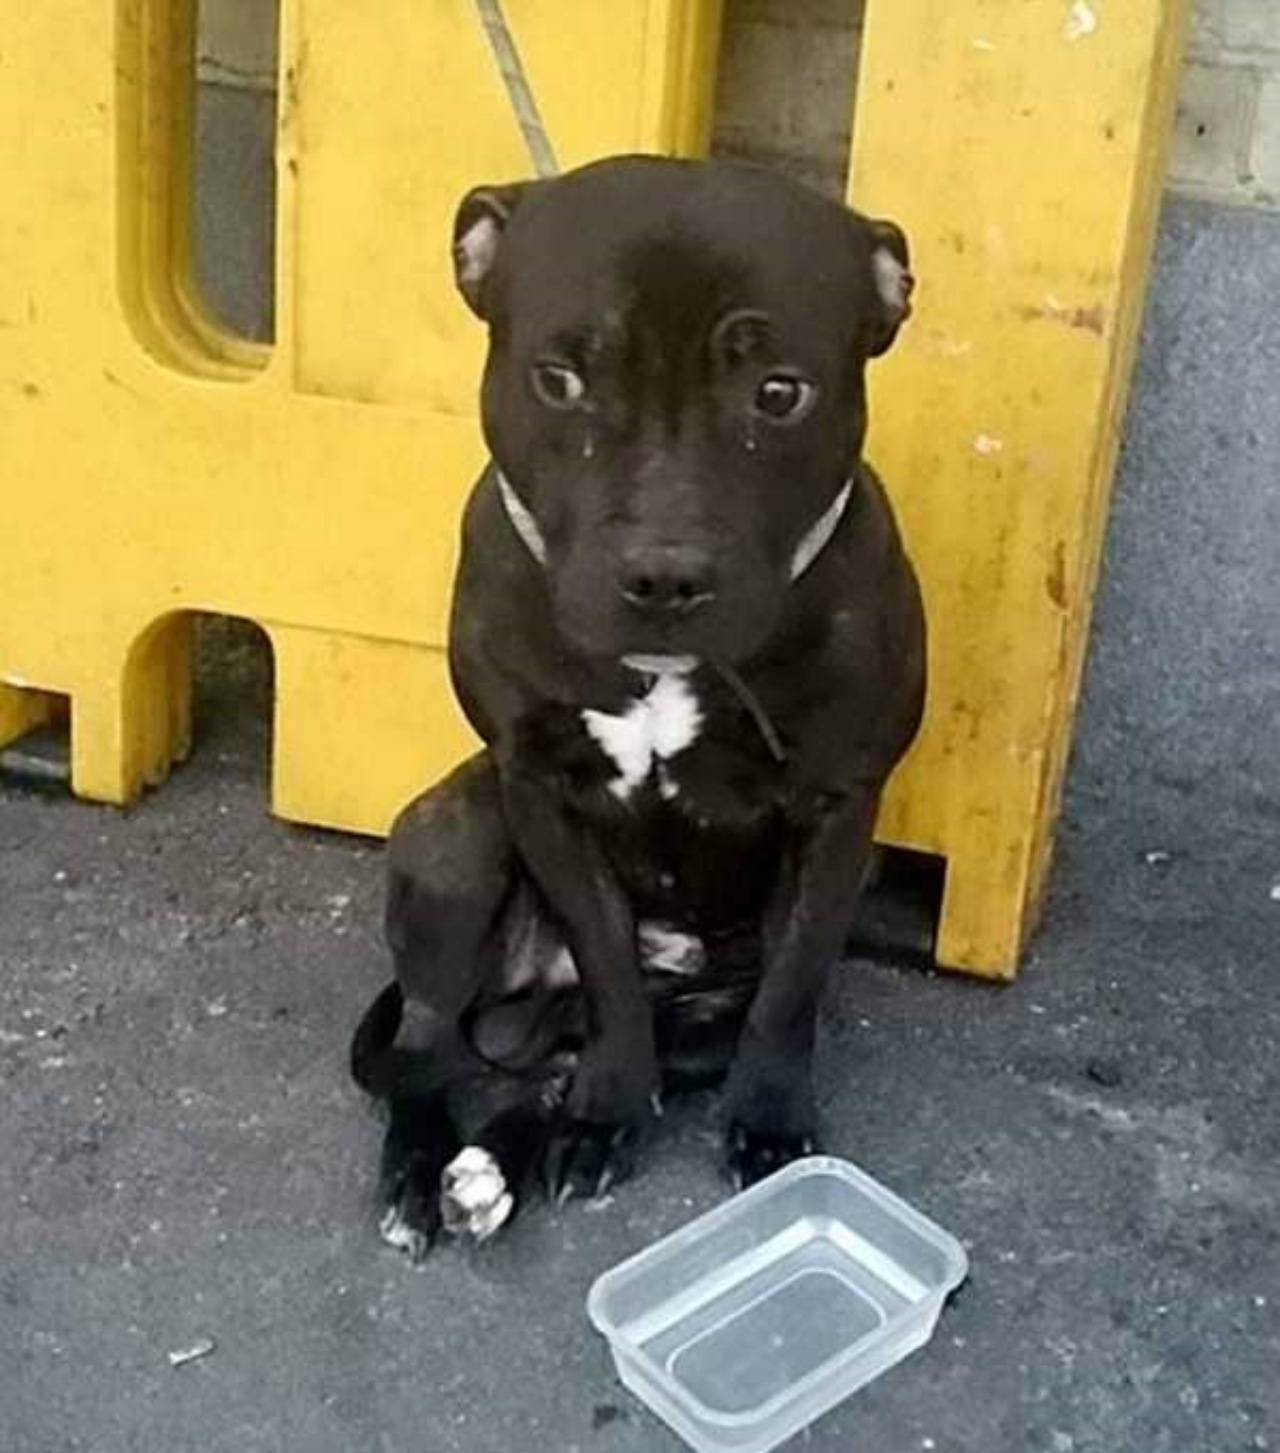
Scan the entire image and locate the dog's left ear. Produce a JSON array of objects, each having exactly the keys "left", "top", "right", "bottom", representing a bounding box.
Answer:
[
  {"left": 452, "top": 181, "right": 532, "bottom": 319},
  {"left": 859, "top": 215, "right": 914, "bottom": 357}
]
